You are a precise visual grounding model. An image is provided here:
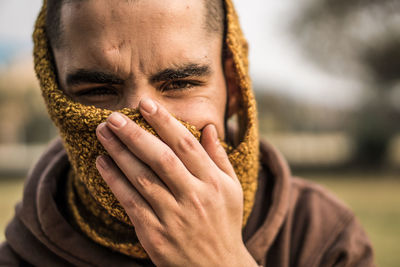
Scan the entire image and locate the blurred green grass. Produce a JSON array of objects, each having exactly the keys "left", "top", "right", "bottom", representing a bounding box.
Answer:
[
  {"left": 0, "top": 174, "right": 399, "bottom": 266},
  {"left": 0, "top": 179, "right": 24, "bottom": 242},
  {"left": 306, "top": 173, "right": 400, "bottom": 267}
]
